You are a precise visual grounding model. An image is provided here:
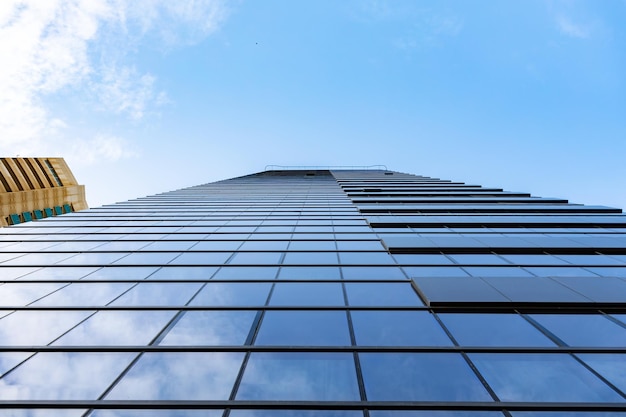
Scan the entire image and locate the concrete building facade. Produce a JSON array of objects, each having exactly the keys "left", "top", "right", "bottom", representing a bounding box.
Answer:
[{"left": 0, "top": 157, "right": 88, "bottom": 226}]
